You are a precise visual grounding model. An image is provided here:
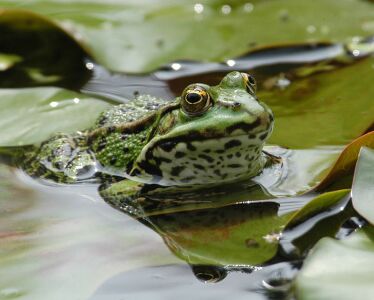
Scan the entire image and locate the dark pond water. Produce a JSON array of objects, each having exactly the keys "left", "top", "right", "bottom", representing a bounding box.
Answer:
[{"left": 0, "top": 40, "right": 371, "bottom": 300}]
